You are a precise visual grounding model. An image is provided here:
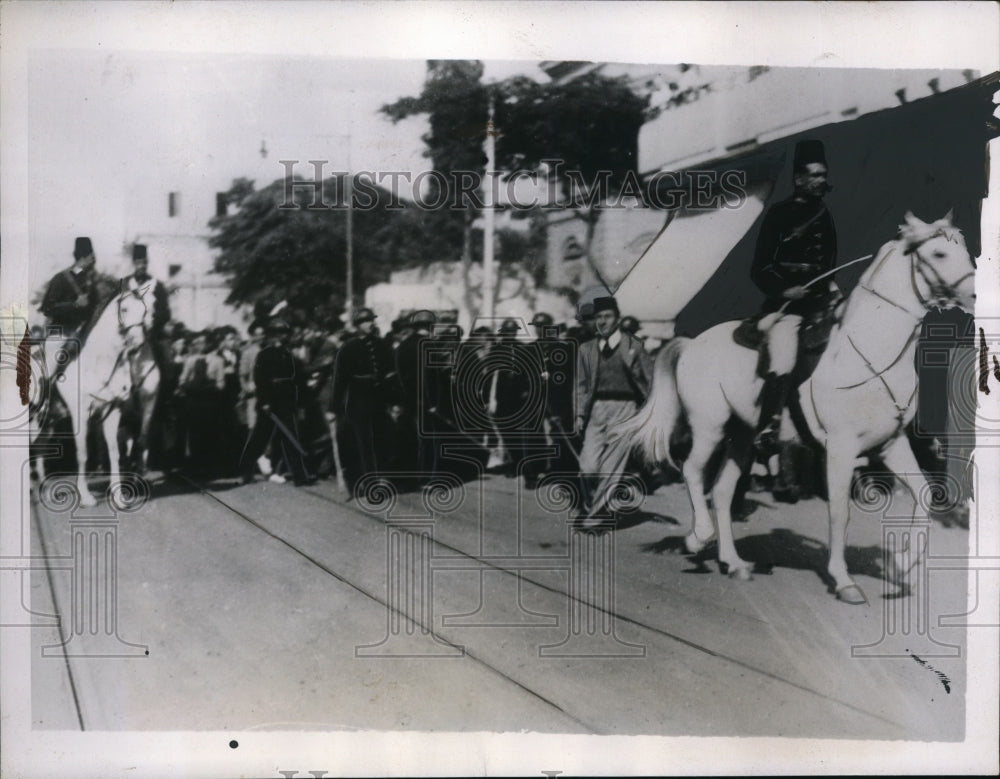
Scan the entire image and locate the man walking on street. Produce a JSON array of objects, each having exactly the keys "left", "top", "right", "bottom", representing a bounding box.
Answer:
[{"left": 575, "top": 297, "right": 653, "bottom": 526}]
